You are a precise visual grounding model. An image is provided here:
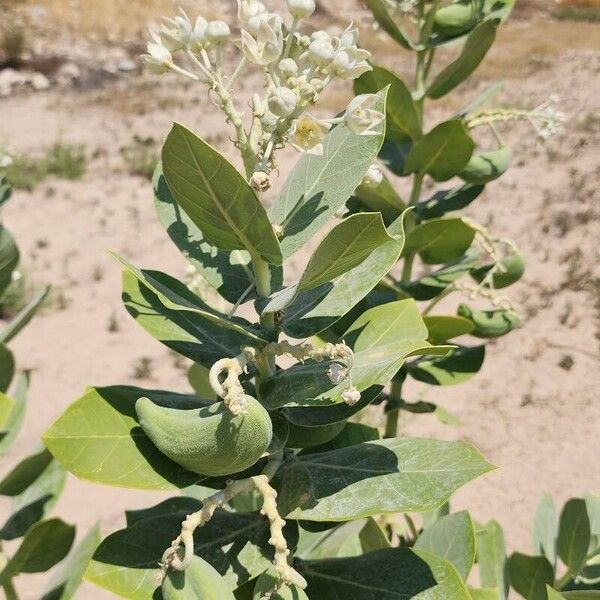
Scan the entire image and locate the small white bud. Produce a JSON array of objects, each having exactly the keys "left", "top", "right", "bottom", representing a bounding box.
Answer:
[
  {"left": 158, "top": 12, "right": 192, "bottom": 51},
  {"left": 207, "top": 20, "right": 230, "bottom": 43},
  {"left": 278, "top": 58, "right": 298, "bottom": 78},
  {"left": 309, "top": 39, "right": 335, "bottom": 67},
  {"left": 237, "top": 0, "right": 267, "bottom": 24},
  {"left": 330, "top": 48, "right": 372, "bottom": 80},
  {"left": 345, "top": 94, "right": 385, "bottom": 136},
  {"left": 362, "top": 164, "right": 383, "bottom": 188},
  {"left": 286, "top": 0, "right": 316, "bottom": 20},
  {"left": 342, "top": 387, "right": 361, "bottom": 406},
  {"left": 190, "top": 16, "right": 209, "bottom": 50},
  {"left": 311, "top": 30, "right": 332, "bottom": 42},
  {"left": 0, "top": 152, "right": 13, "bottom": 169},
  {"left": 268, "top": 86, "right": 299, "bottom": 118},
  {"left": 250, "top": 171, "right": 272, "bottom": 192}
]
